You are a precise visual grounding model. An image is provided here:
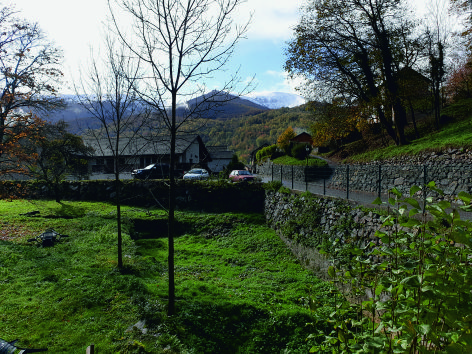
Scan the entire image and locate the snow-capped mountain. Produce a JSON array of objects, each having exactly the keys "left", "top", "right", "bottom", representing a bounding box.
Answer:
[
  {"left": 244, "top": 92, "right": 306, "bottom": 109},
  {"left": 41, "top": 91, "right": 304, "bottom": 131}
]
